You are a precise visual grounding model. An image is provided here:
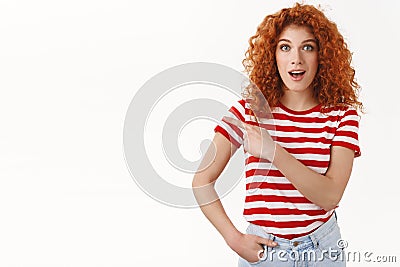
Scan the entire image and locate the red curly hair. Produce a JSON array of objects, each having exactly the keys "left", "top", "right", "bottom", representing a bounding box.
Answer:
[{"left": 242, "top": 3, "right": 363, "bottom": 113}]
